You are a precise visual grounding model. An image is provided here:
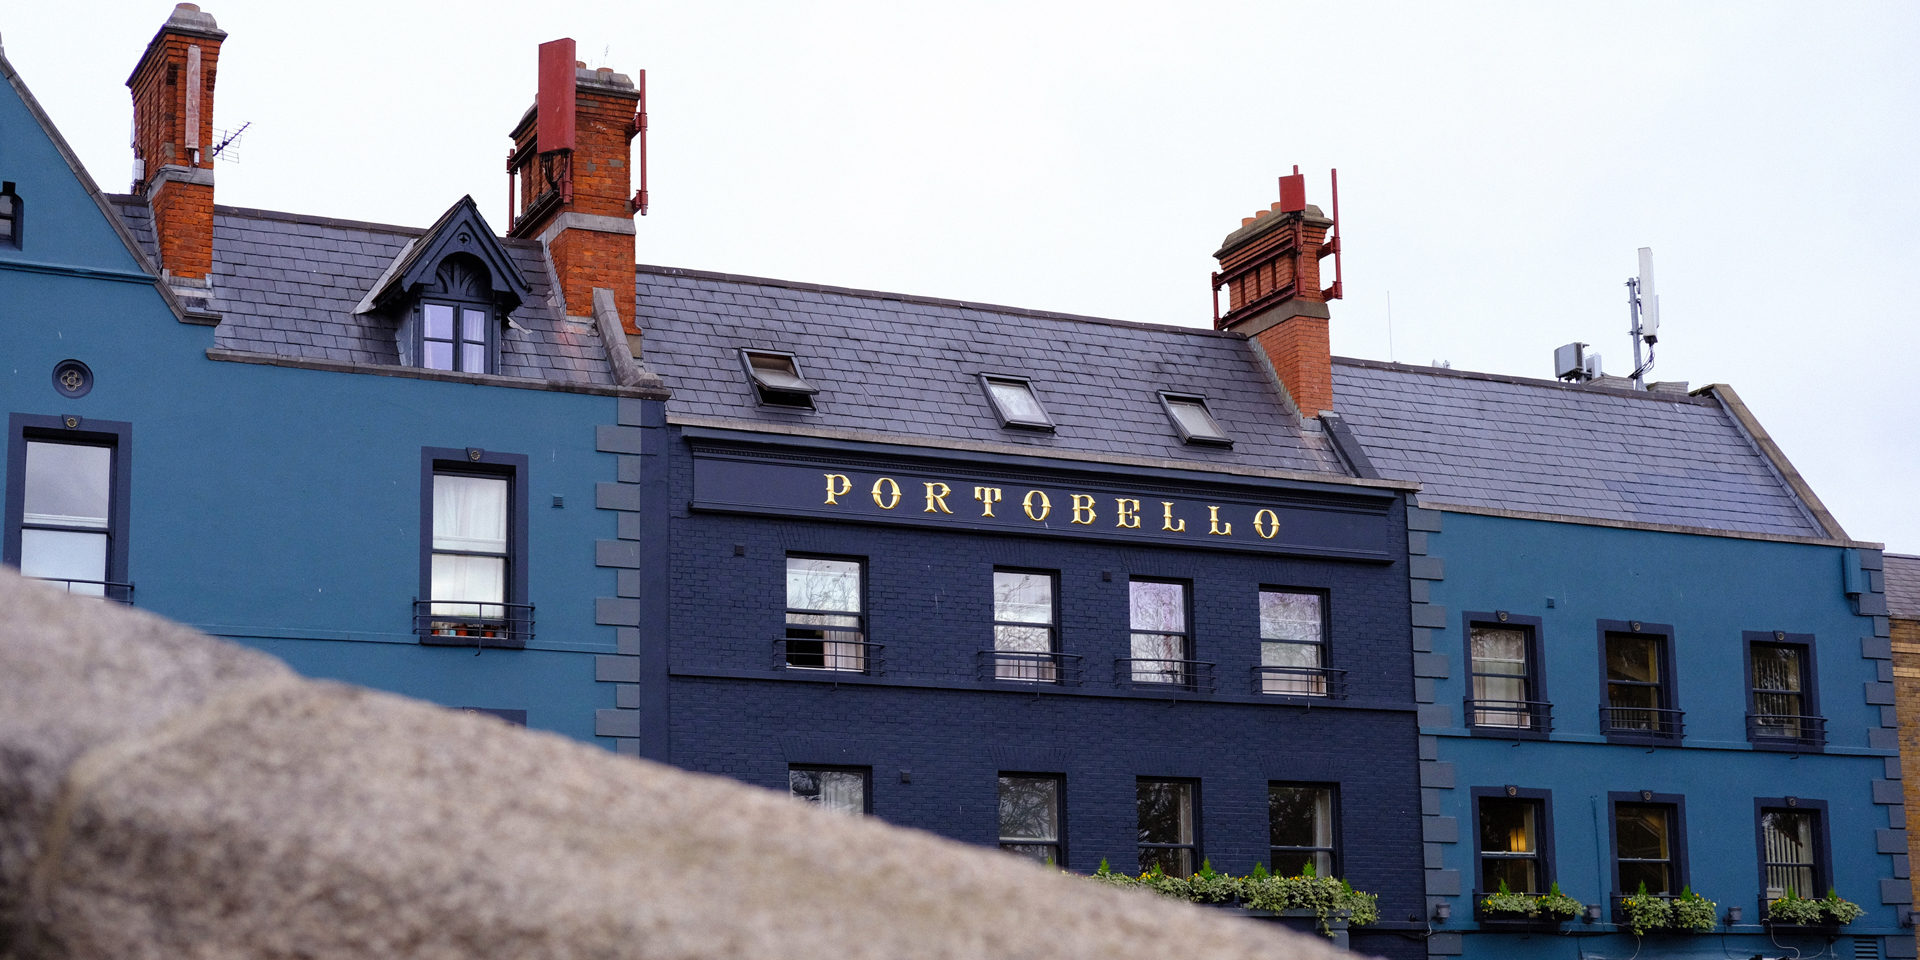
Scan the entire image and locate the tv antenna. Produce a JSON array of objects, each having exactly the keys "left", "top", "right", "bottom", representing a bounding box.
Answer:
[
  {"left": 1624, "top": 247, "right": 1660, "bottom": 389},
  {"left": 210, "top": 121, "right": 250, "bottom": 162}
]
